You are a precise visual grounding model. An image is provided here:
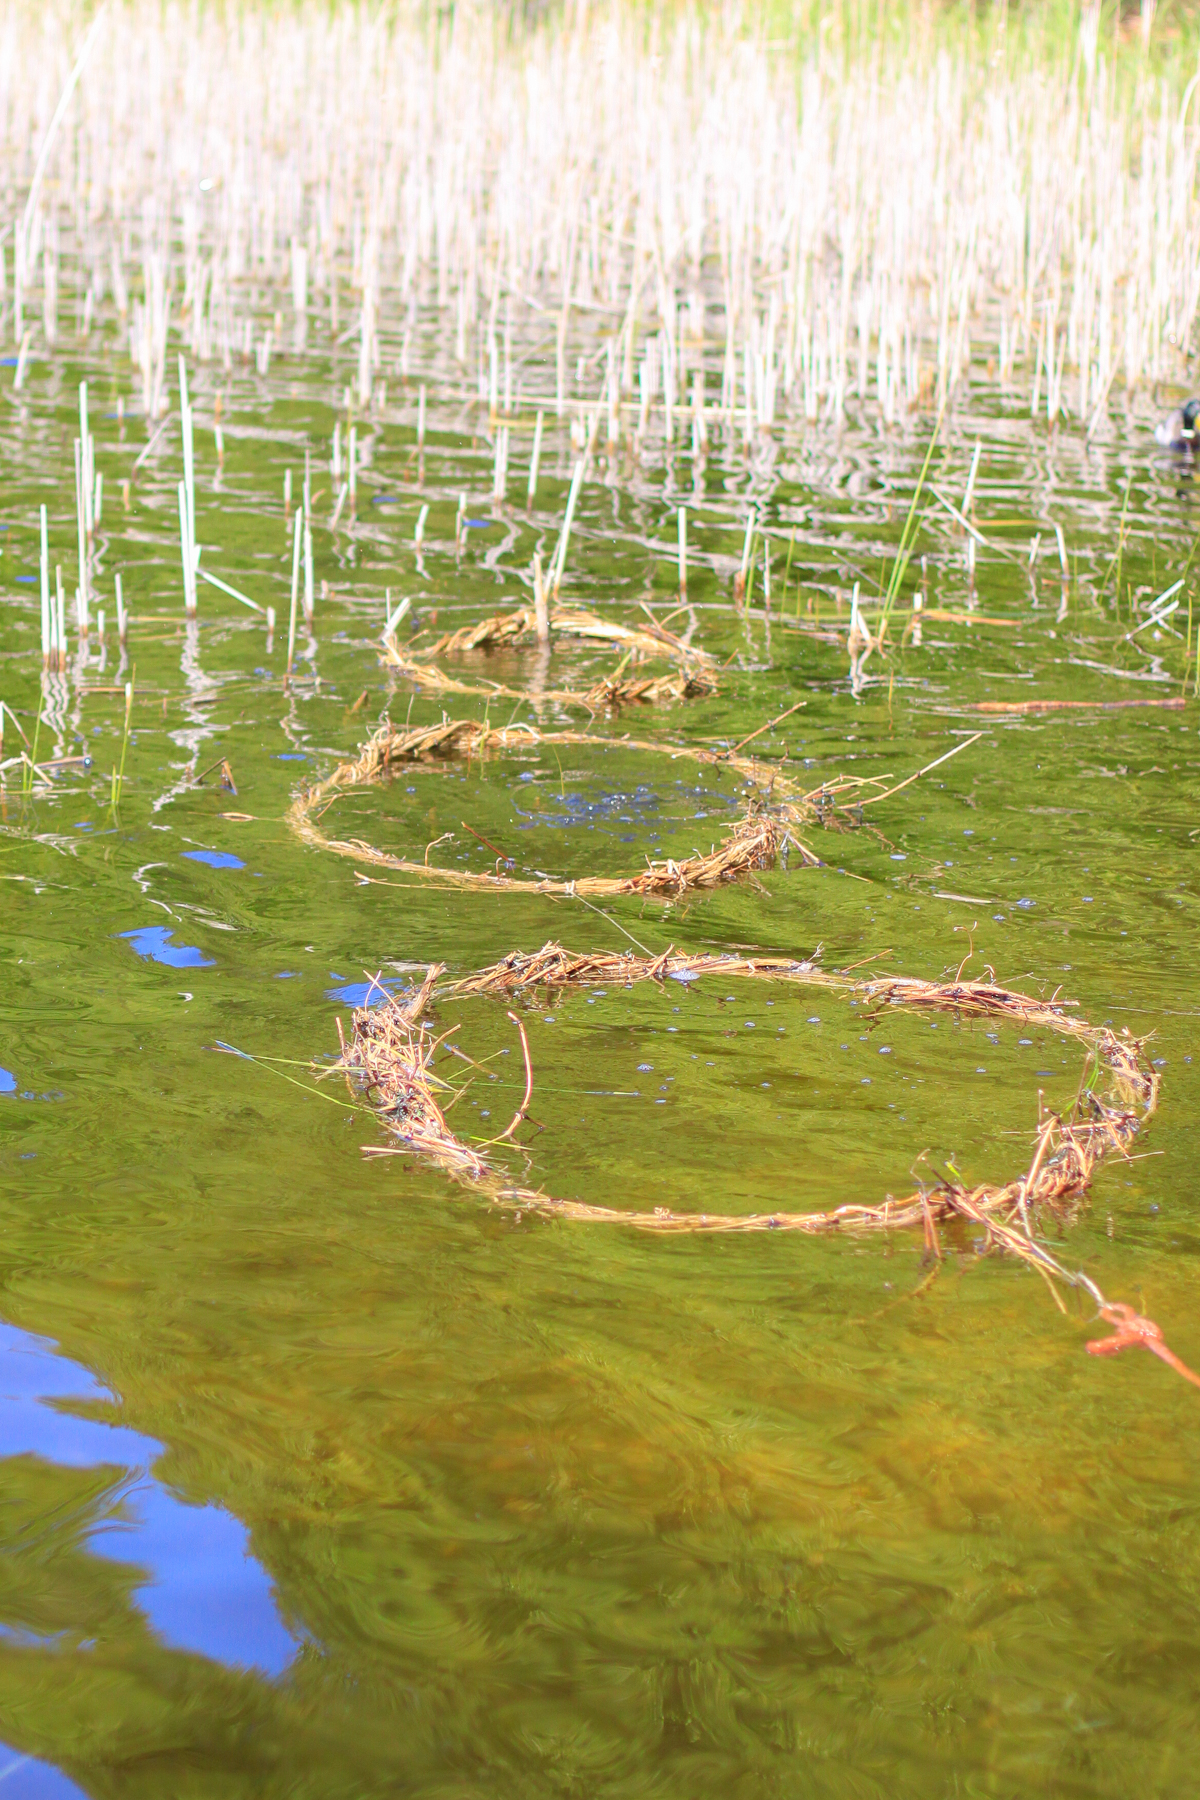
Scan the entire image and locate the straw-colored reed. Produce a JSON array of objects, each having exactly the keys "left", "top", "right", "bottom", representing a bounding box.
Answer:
[
  {"left": 383, "top": 643, "right": 715, "bottom": 711},
  {"left": 330, "top": 943, "right": 1157, "bottom": 1263},
  {"left": 7, "top": 0, "right": 1198, "bottom": 460},
  {"left": 384, "top": 603, "right": 717, "bottom": 711},
  {"left": 412, "top": 607, "right": 713, "bottom": 668},
  {"left": 285, "top": 714, "right": 887, "bottom": 893},
  {"left": 316, "top": 937, "right": 1200, "bottom": 1380}
]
